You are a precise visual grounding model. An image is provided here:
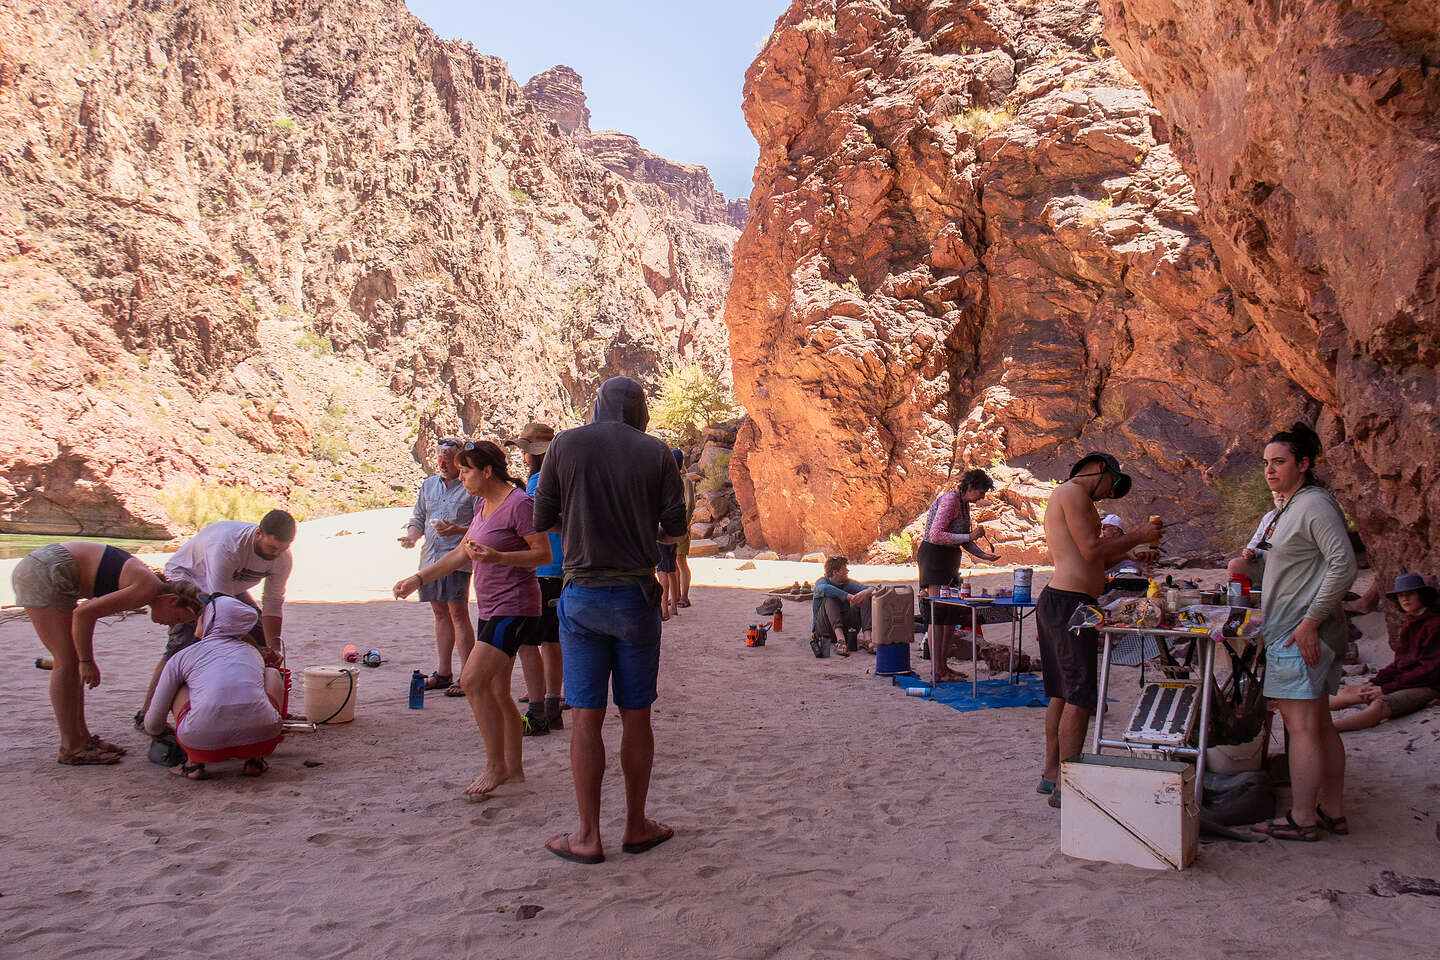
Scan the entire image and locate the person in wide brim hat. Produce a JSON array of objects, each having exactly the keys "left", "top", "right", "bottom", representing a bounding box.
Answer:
[
  {"left": 1386, "top": 572, "right": 1438, "bottom": 609},
  {"left": 1068, "top": 452, "right": 1132, "bottom": 500}
]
